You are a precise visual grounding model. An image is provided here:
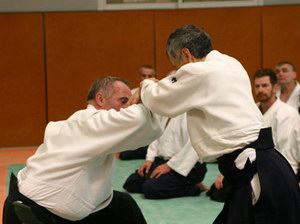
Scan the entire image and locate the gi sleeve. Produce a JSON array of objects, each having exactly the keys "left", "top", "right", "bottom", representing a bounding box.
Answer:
[
  {"left": 45, "top": 104, "right": 163, "bottom": 160},
  {"left": 146, "top": 139, "right": 159, "bottom": 162},
  {"left": 167, "top": 139, "right": 200, "bottom": 177},
  {"left": 166, "top": 114, "right": 200, "bottom": 176},
  {"left": 140, "top": 65, "right": 207, "bottom": 117},
  {"left": 292, "top": 116, "right": 300, "bottom": 166}
]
